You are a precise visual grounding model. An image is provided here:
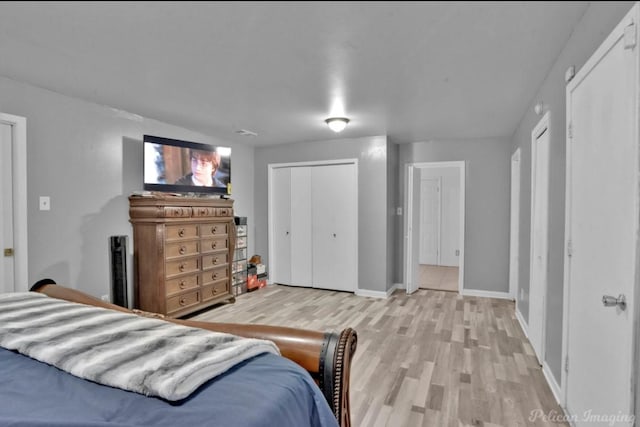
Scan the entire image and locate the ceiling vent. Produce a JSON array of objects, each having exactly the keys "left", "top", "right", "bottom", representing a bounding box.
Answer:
[{"left": 235, "top": 129, "right": 258, "bottom": 137}]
